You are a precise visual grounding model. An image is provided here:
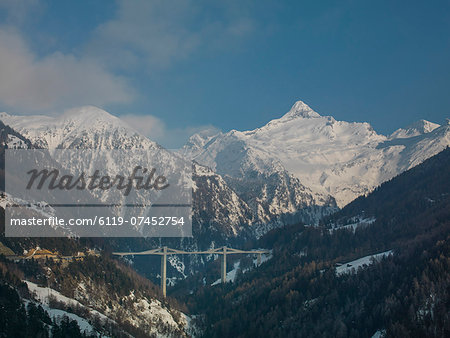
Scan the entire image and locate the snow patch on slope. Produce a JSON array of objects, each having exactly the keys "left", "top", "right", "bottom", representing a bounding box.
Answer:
[
  {"left": 25, "top": 281, "right": 111, "bottom": 322},
  {"left": 329, "top": 216, "right": 376, "bottom": 233},
  {"left": 211, "top": 251, "right": 273, "bottom": 285},
  {"left": 25, "top": 280, "right": 193, "bottom": 337},
  {"left": 336, "top": 250, "right": 393, "bottom": 276}
]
